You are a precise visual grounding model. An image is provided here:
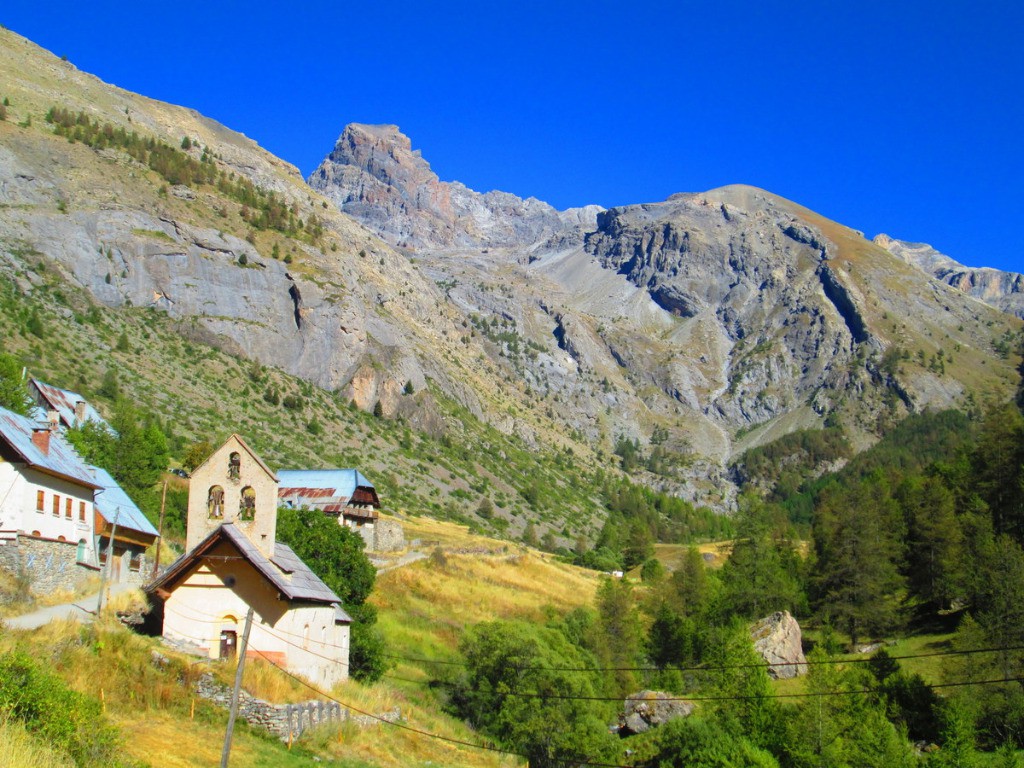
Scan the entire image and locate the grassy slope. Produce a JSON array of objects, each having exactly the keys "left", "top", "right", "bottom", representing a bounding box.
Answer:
[
  {"left": 0, "top": 260, "right": 607, "bottom": 549},
  {"left": 2, "top": 520, "right": 604, "bottom": 767}
]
